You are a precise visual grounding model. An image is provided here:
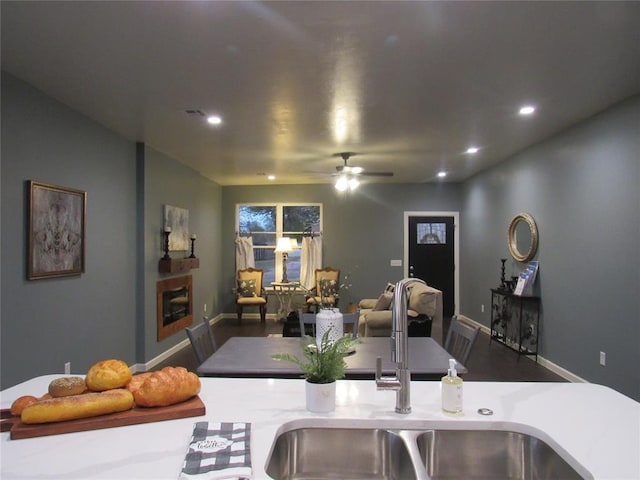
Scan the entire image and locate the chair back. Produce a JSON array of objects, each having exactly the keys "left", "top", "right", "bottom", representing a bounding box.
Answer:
[
  {"left": 185, "top": 318, "right": 217, "bottom": 365},
  {"left": 298, "top": 308, "right": 360, "bottom": 339},
  {"left": 236, "top": 268, "right": 264, "bottom": 297},
  {"left": 444, "top": 315, "right": 480, "bottom": 366},
  {"left": 314, "top": 267, "right": 340, "bottom": 293}
]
